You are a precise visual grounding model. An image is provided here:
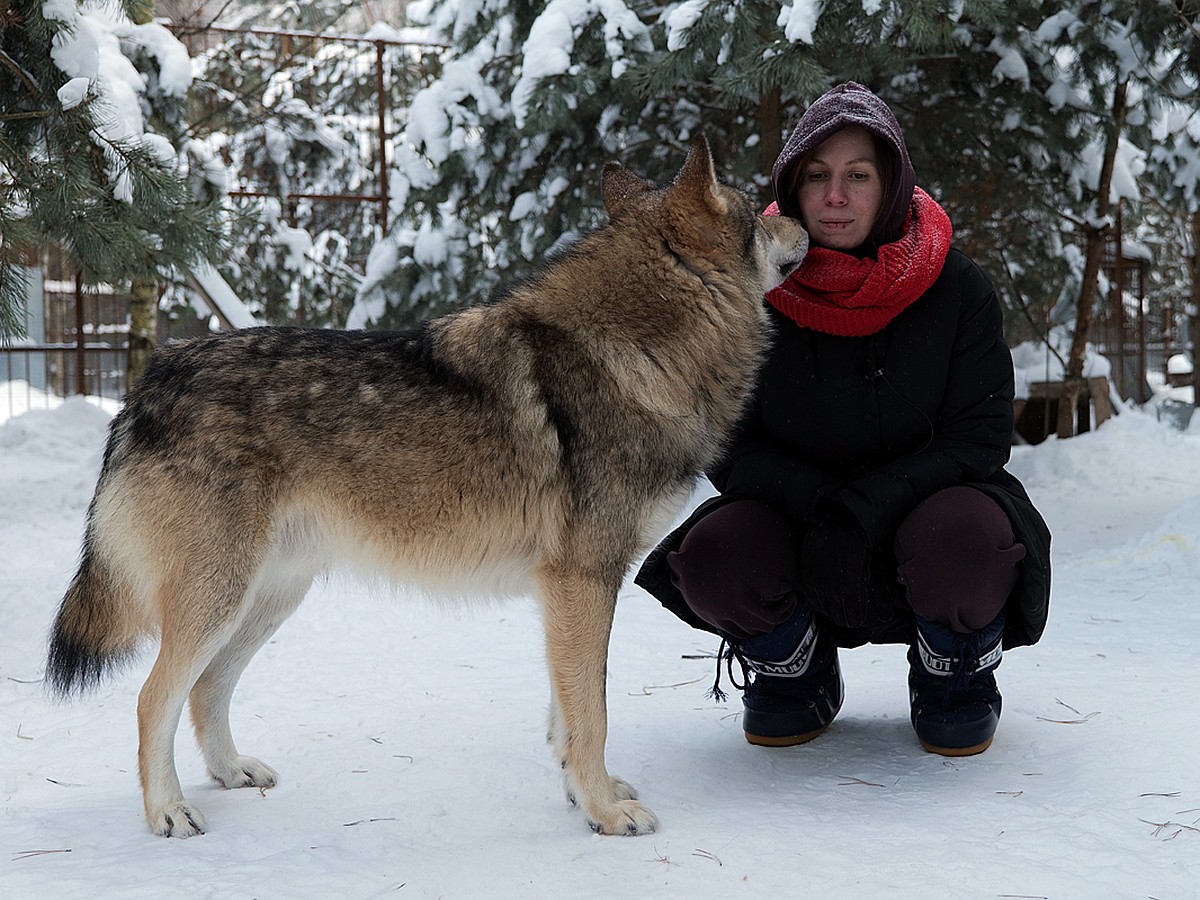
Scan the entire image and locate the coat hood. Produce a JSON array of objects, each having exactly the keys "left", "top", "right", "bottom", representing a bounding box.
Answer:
[{"left": 771, "top": 82, "right": 916, "bottom": 249}]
